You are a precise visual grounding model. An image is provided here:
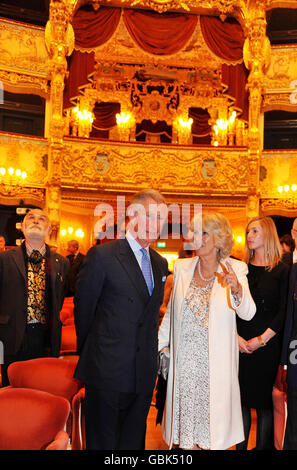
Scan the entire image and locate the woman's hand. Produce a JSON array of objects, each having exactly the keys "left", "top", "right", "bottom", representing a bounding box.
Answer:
[
  {"left": 238, "top": 335, "right": 253, "bottom": 354},
  {"left": 246, "top": 336, "right": 263, "bottom": 352},
  {"left": 220, "top": 261, "right": 242, "bottom": 297}
]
